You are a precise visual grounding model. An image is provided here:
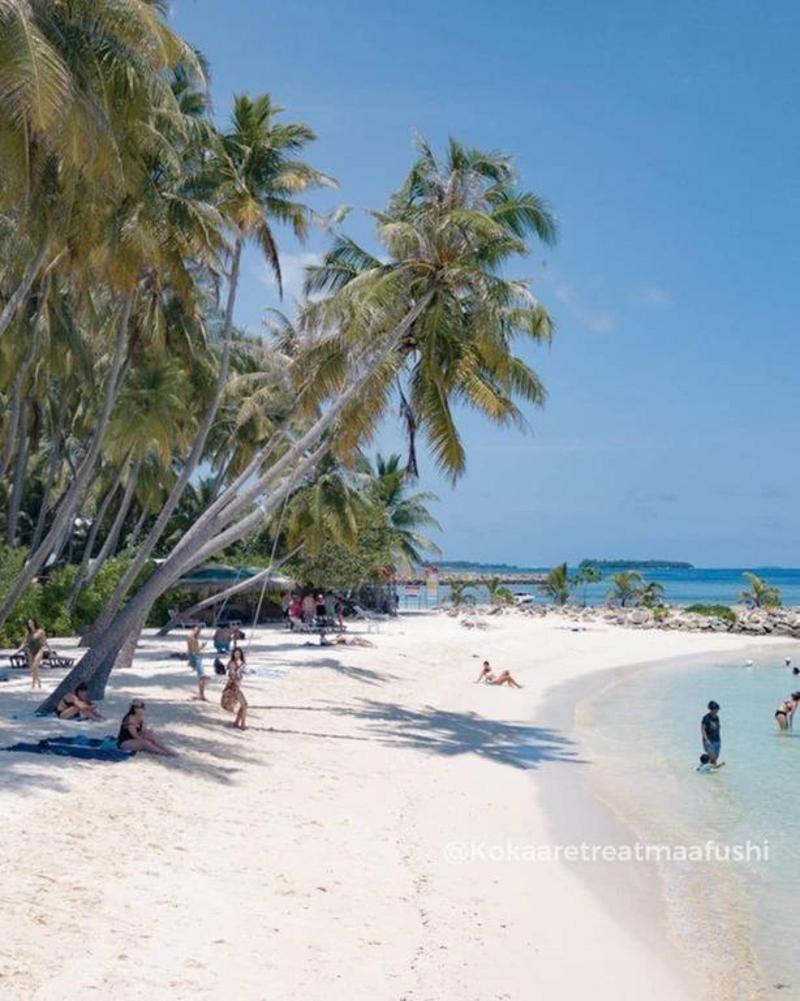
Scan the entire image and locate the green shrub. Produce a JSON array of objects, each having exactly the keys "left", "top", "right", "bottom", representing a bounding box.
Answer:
[
  {"left": 0, "top": 545, "right": 41, "bottom": 647},
  {"left": 0, "top": 551, "right": 174, "bottom": 643},
  {"left": 685, "top": 603, "right": 737, "bottom": 624}
]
